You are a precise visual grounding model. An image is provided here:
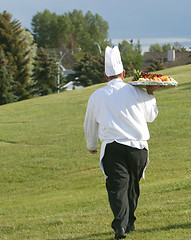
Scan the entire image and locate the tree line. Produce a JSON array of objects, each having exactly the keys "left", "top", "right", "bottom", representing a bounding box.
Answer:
[
  {"left": 149, "top": 42, "right": 186, "bottom": 52},
  {"left": 32, "top": 9, "right": 110, "bottom": 56},
  {"left": 1, "top": 9, "right": 185, "bottom": 105},
  {"left": 0, "top": 9, "right": 144, "bottom": 105}
]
